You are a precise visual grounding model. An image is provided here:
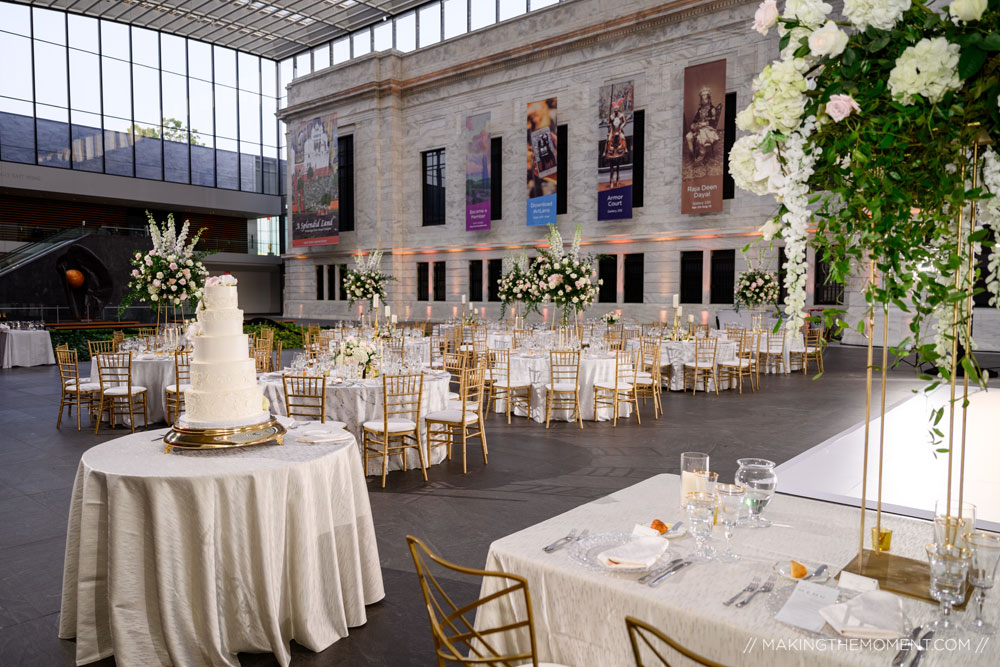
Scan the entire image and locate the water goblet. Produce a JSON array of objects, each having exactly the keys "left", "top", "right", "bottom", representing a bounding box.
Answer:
[
  {"left": 735, "top": 458, "right": 777, "bottom": 528},
  {"left": 926, "top": 542, "right": 971, "bottom": 636},
  {"left": 686, "top": 492, "right": 718, "bottom": 561},
  {"left": 964, "top": 532, "right": 1000, "bottom": 635},
  {"left": 935, "top": 500, "right": 976, "bottom": 547},
  {"left": 716, "top": 483, "right": 746, "bottom": 562},
  {"left": 680, "top": 452, "right": 709, "bottom": 507}
]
